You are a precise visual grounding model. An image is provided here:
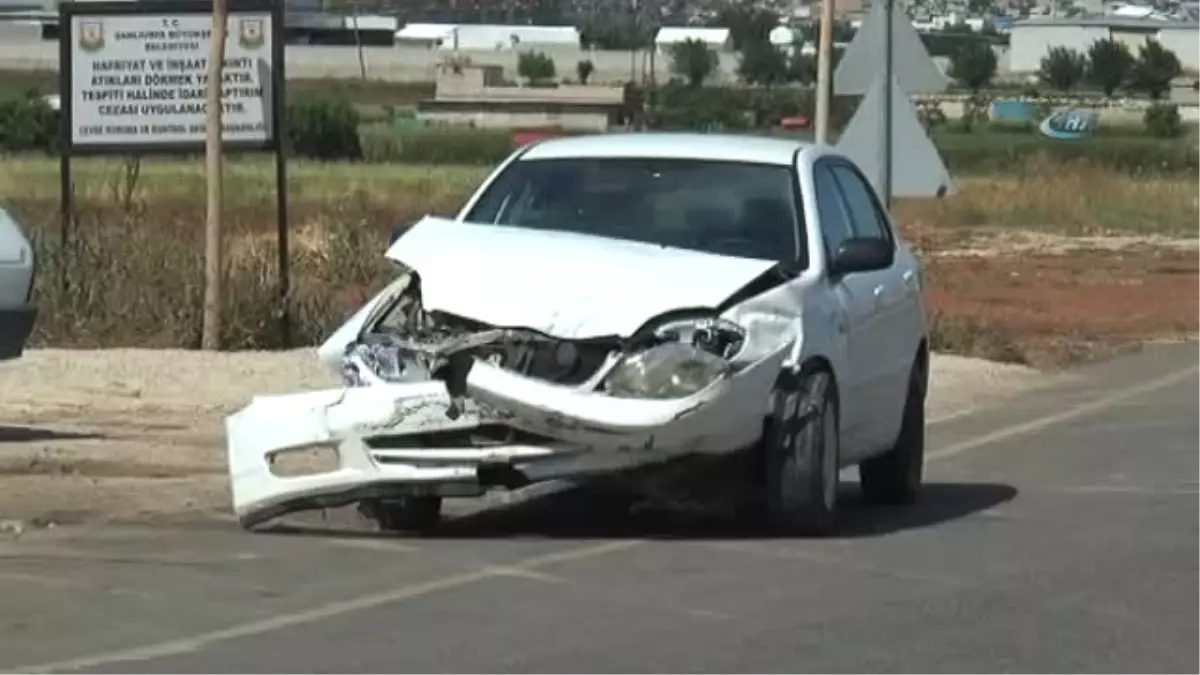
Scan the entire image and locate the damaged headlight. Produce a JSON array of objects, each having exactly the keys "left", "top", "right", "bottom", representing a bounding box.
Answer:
[
  {"left": 603, "top": 317, "right": 745, "bottom": 399},
  {"left": 341, "top": 336, "right": 430, "bottom": 386}
]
